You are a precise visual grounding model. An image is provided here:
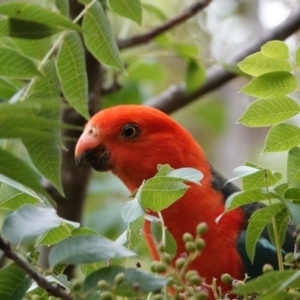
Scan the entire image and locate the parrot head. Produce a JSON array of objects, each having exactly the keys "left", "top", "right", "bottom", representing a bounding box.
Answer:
[{"left": 75, "top": 105, "right": 208, "bottom": 191}]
